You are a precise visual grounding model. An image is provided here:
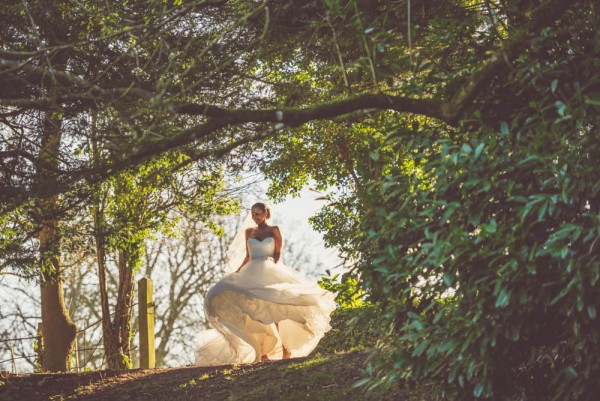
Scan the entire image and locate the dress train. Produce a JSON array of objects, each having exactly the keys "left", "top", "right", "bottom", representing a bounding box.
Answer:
[{"left": 195, "top": 237, "right": 336, "bottom": 365}]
